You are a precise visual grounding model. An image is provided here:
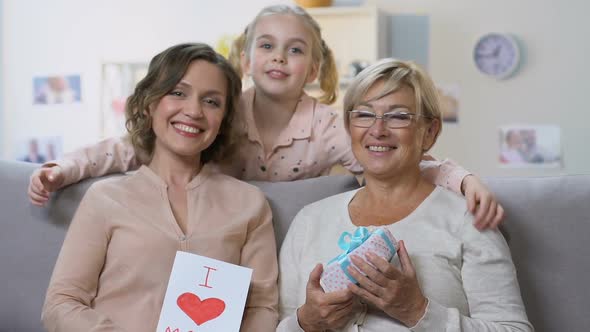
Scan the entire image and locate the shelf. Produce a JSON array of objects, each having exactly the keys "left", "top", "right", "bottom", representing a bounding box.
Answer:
[
  {"left": 306, "top": 5, "right": 388, "bottom": 107},
  {"left": 308, "top": 5, "right": 387, "bottom": 77}
]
